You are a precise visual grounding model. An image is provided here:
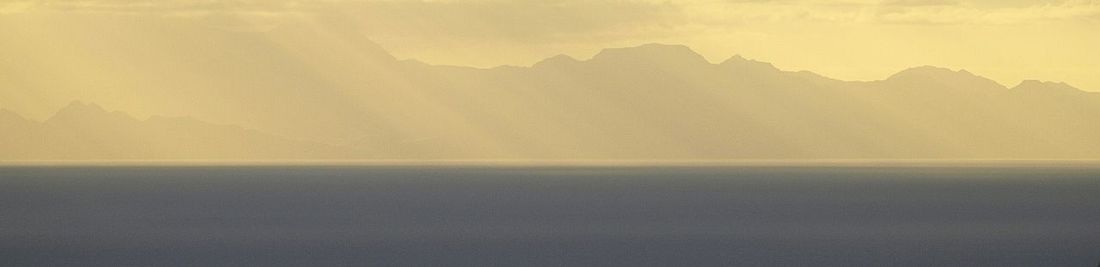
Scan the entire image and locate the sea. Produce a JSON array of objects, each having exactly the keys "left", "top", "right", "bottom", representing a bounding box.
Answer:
[{"left": 1, "top": 164, "right": 1098, "bottom": 266}]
